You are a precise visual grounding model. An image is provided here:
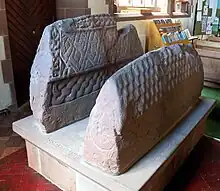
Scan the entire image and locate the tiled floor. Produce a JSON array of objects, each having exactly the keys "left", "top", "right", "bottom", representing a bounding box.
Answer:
[
  {"left": 0, "top": 148, "right": 61, "bottom": 191},
  {"left": 0, "top": 112, "right": 25, "bottom": 160},
  {"left": 1, "top": 108, "right": 220, "bottom": 190},
  {"left": 0, "top": 110, "right": 61, "bottom": 191},
  {"left": 165, "top": 136, "right": 220, "bottom": 191}
]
